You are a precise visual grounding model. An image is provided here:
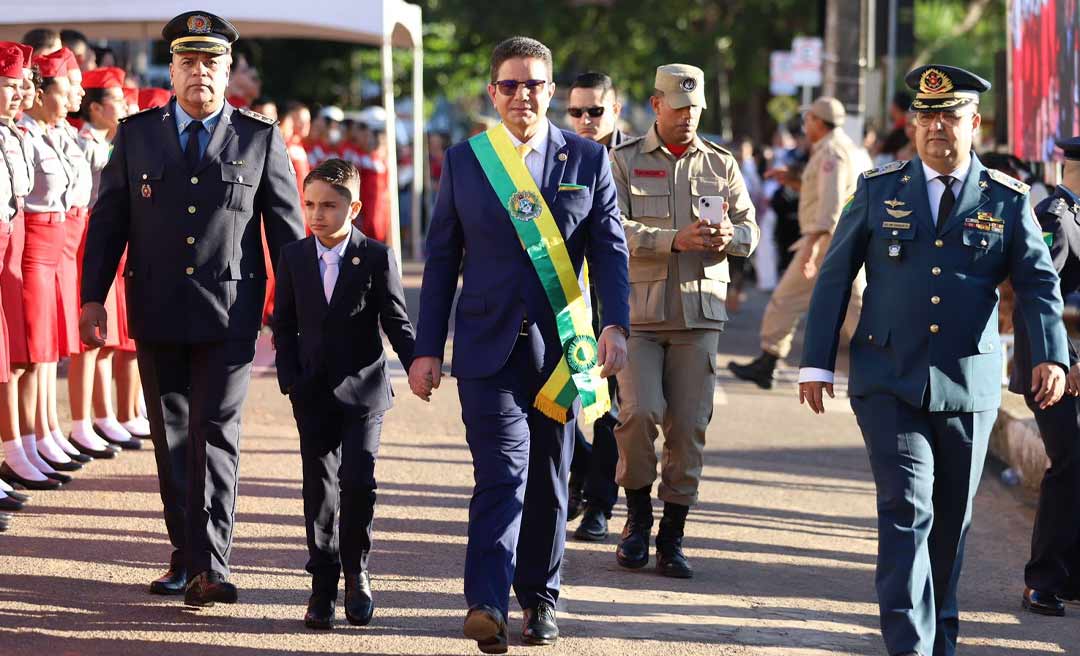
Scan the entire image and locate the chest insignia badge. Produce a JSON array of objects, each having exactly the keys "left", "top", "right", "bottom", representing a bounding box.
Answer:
[
  {"left": 900, "top": 175, "right": 911, "bottom": 184},
  {"left": 886, "top": 208, "right": 912, "bottom": 218},
  {"left": 884, "top": 199, "right": 905, "bottom": 208},
  {"left": 508, "top": 190, "right": 542, "bottom": 222},
  {"left": 141, "top": 183, "right": 152, "bottom": 199}
]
